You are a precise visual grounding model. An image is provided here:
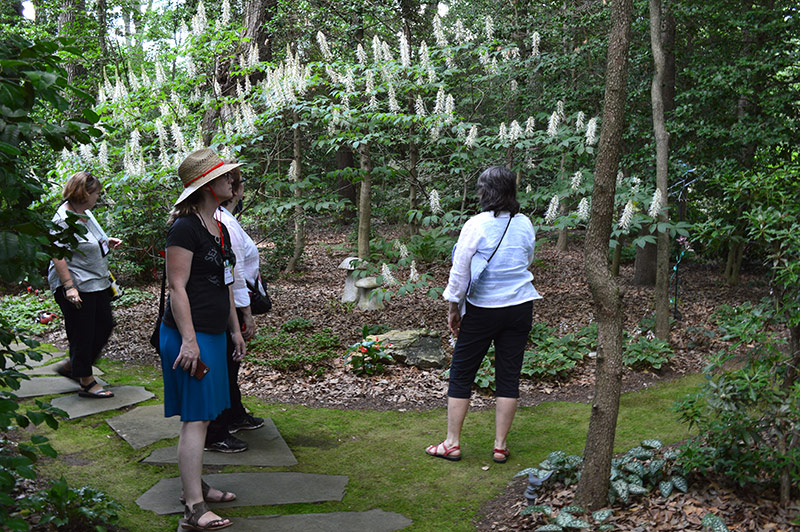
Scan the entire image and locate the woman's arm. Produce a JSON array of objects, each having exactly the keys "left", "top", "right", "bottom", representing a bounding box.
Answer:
[
  {"left": 52, "top": 257, "right": 82, "bottom": 306},
  {"left": 165, "top": 246, "right": 201, "bottom": 374},
  {"left": 227, "top": 286, "right": 247, "bottom": 361}
]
